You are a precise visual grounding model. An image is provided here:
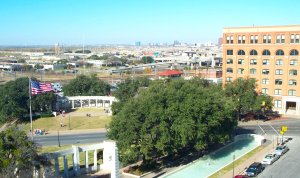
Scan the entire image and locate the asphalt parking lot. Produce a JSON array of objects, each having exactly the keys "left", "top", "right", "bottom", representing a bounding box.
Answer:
[{"left": 258, "top": 136, "right": 300, "bottom": 178}]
